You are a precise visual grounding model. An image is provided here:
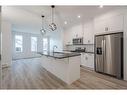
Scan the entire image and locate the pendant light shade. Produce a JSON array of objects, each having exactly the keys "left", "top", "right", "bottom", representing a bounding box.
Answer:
[
  {"left": 49, "top": 5, "right": 57, "bottom": 31},
  {"left": 40, "top": 15, "right": 46, "bottom": 35}
]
